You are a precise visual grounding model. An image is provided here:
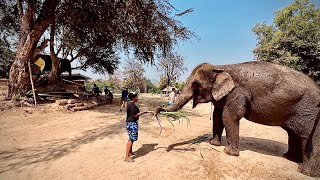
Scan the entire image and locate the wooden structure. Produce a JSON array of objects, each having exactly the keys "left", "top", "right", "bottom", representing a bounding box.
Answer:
[
  {"left": 160, "top": 86, "right": 179, "bottom": 97},
  {"left": 37, "top": 73, "right": 92, "bottom": 100},
  {"left": 60, "top": 73, "right": 91, "bottom": 93}
]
